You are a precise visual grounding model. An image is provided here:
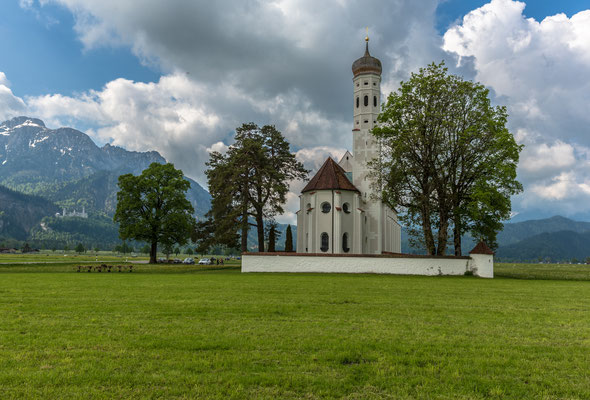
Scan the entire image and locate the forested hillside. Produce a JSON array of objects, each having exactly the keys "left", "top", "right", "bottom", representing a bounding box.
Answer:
[{"left": 0, "top": 116, "right": 211, "bottom": 249}]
